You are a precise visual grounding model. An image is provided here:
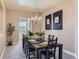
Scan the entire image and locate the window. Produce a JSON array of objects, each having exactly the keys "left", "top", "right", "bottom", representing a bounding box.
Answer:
[
  {"left": 19, "top": 17, "right": 32, "bottom": 33},
  {"left": 28, "top": 20, "right": 32, "bottom": 31}
]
